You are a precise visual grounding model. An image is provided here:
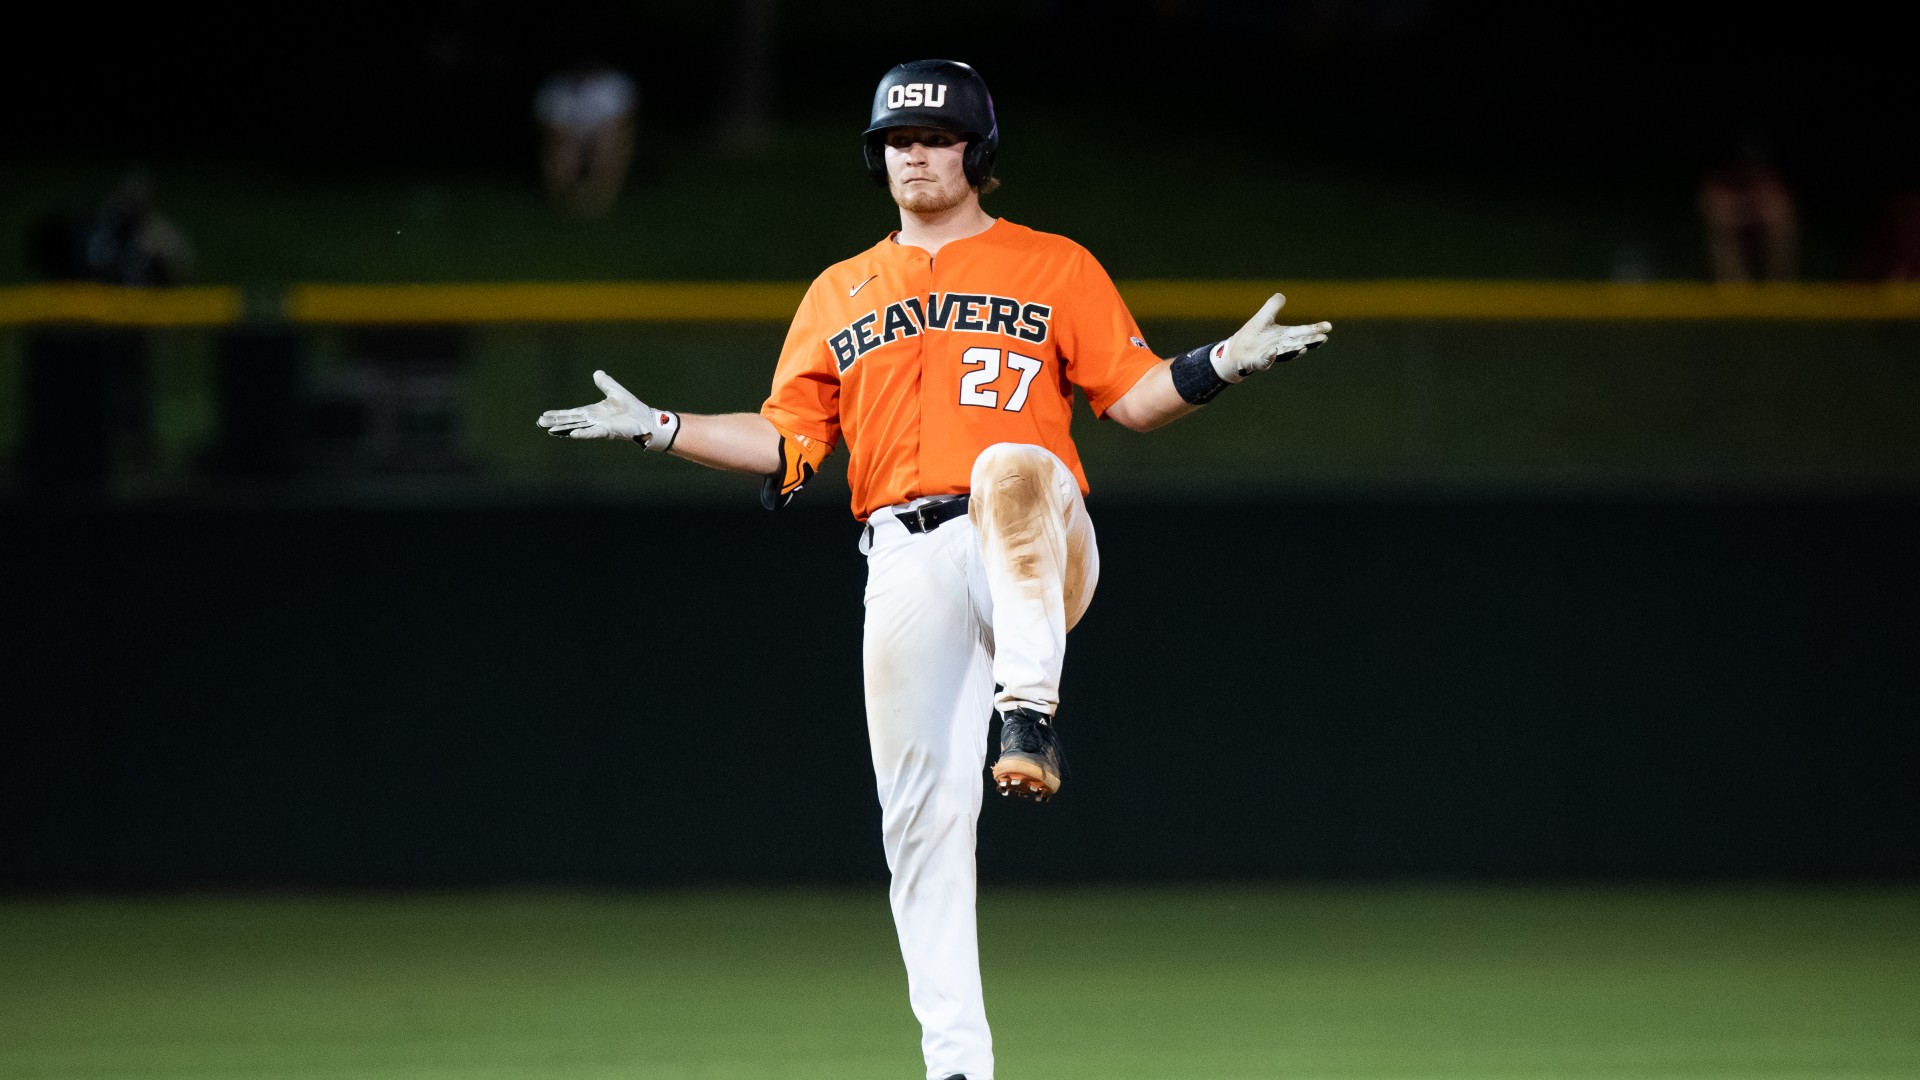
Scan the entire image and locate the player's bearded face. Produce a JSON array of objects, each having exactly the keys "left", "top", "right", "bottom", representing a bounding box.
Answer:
[{"left": 884, "top": 129, "right": 974, "bottom": 214}]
